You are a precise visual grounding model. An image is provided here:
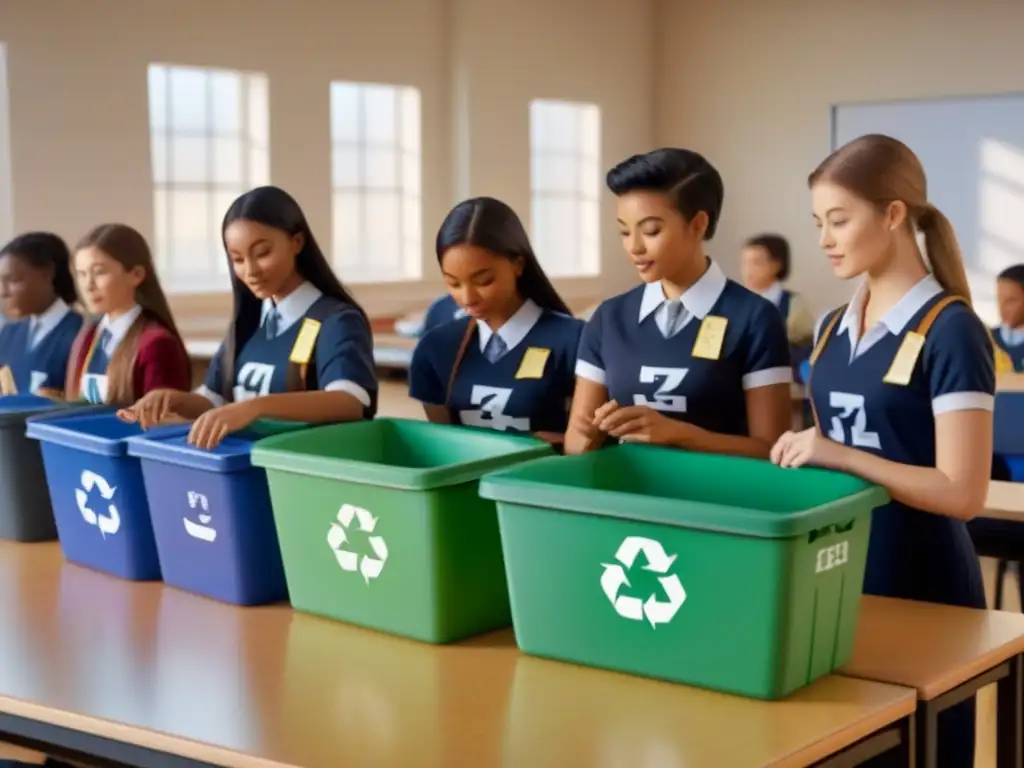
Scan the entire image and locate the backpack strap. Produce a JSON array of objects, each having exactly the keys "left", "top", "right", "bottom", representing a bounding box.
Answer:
[
  {"left": 914, "top": 295, "right": 1013, "bottom": 374},
  {"left": 445, "top": 318, "right": 478, "bottom": 416},
  {"left": 806, "top": 305, "right": 846, "bottom": 433}
]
